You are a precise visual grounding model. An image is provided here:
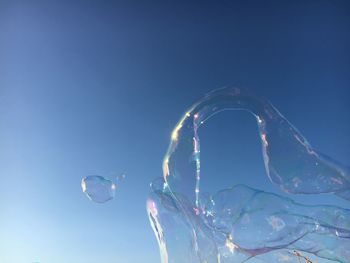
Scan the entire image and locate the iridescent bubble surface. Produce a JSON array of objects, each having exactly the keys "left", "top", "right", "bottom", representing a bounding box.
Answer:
[
  {"left": 148, "top": 88, "right": 350, "bottom": 263},
  {"left": 81, "top": 175, "right": 116, "bottom": 203}
]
